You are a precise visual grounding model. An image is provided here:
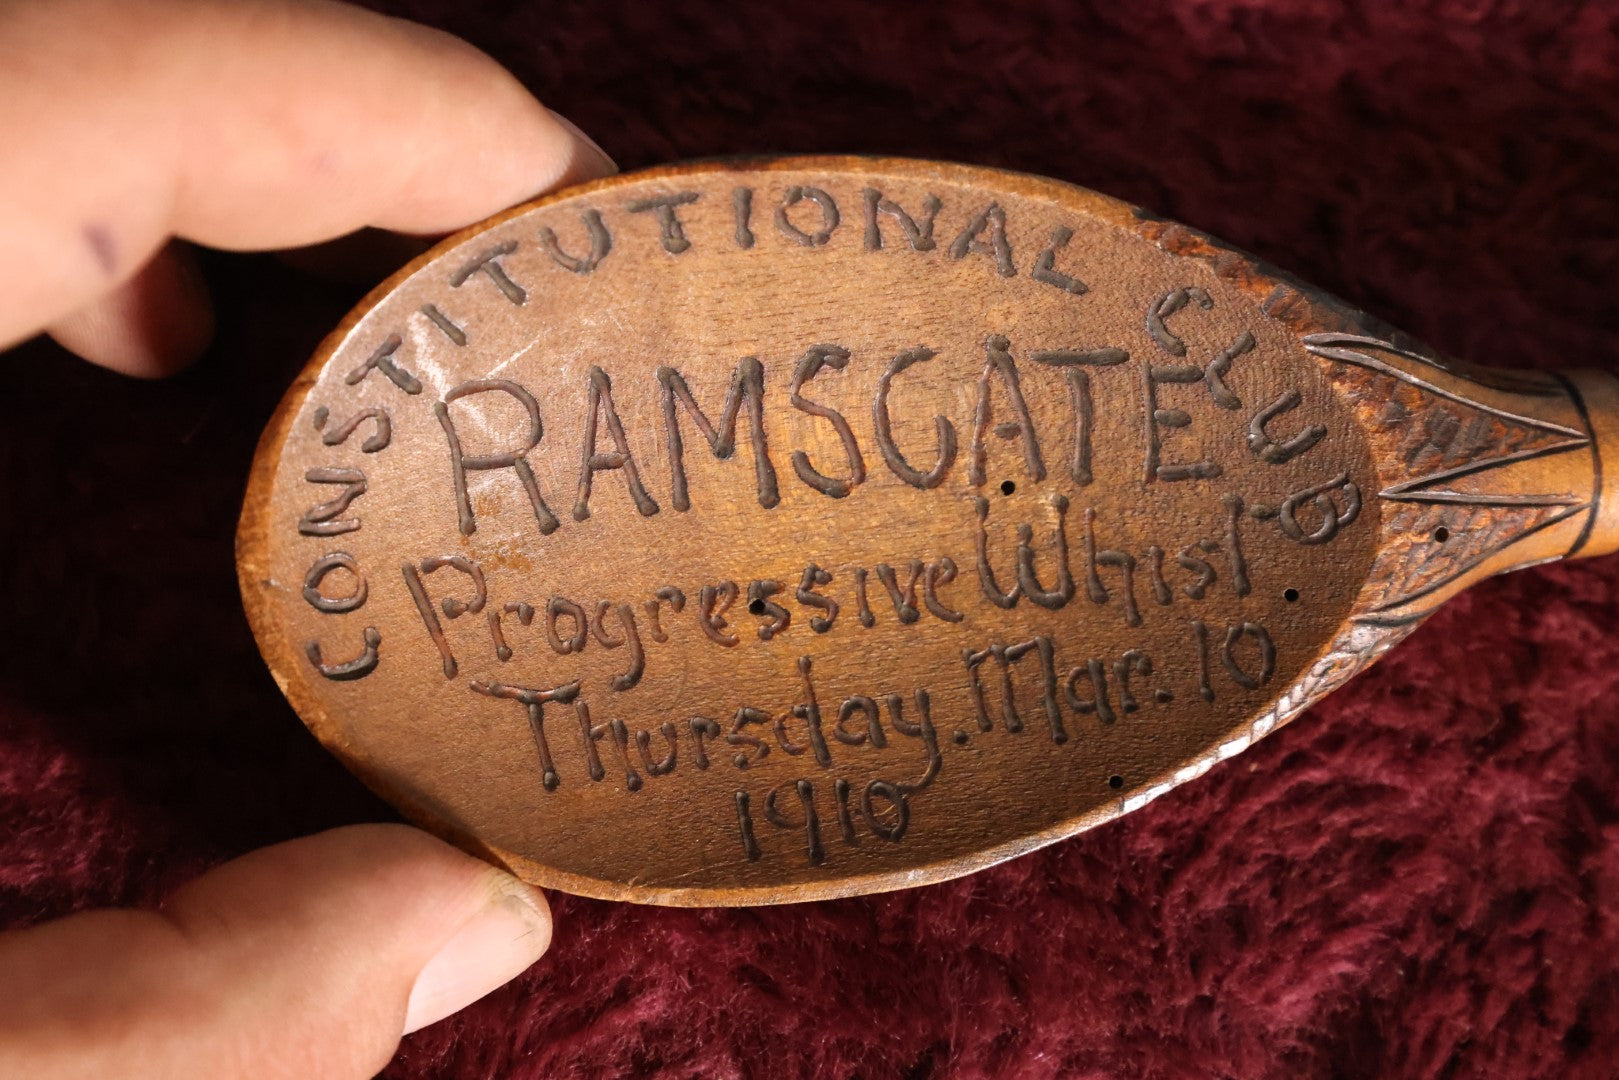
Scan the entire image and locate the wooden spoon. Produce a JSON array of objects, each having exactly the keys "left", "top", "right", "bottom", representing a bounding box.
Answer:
[{"left": 237, "top": 157, "right": 1619, "bottom": 905}]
